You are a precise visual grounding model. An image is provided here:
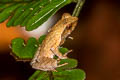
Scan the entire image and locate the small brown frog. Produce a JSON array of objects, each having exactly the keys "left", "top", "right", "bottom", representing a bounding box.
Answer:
[{"left": 30, "top": 13, "right": 78, "bottom": 71}]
